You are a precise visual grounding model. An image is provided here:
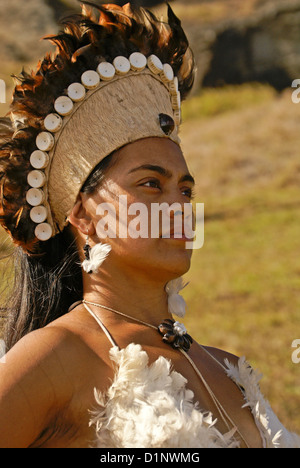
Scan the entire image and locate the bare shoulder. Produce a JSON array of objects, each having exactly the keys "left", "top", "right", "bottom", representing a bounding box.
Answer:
[
  {"left": 0, "top": 326, "right": 75, "bottom": 447},
  {"left": 2, "top": 321, "right": 89, "bottom": 381},
  {"left": 2, "top": 325, "right": 76, "bottom": 379},
  {"left": 0, "top": 324, "right": 86, "bottom": 408},
  {"left": 201, "top": 344, "right": 240, "bottom": 368},
  {"left": 0, "top": 310, "right": 109, "bottom": 448}
]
